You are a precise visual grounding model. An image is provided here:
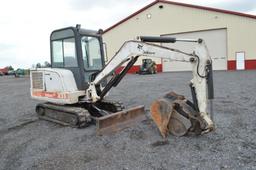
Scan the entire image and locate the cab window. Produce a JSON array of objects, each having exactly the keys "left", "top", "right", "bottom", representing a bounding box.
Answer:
[
  {"left": 52, "top": 38, "right": 78, "bottom": 67},
  {"left": 81, "top": 36, "right": 102, "bottom": 70},
  {"left": 52, "top": 40, "right": 63, "bottom": 67}
]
